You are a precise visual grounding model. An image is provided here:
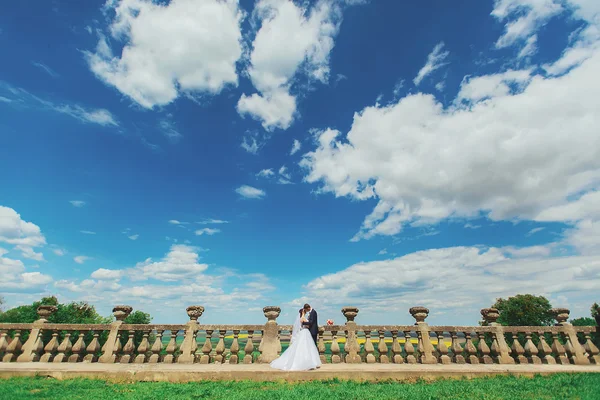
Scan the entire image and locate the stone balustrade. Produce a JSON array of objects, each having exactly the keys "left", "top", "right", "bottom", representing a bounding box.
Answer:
[{"left": 0, "top": 305, "right": 597, "bottom": 366}]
